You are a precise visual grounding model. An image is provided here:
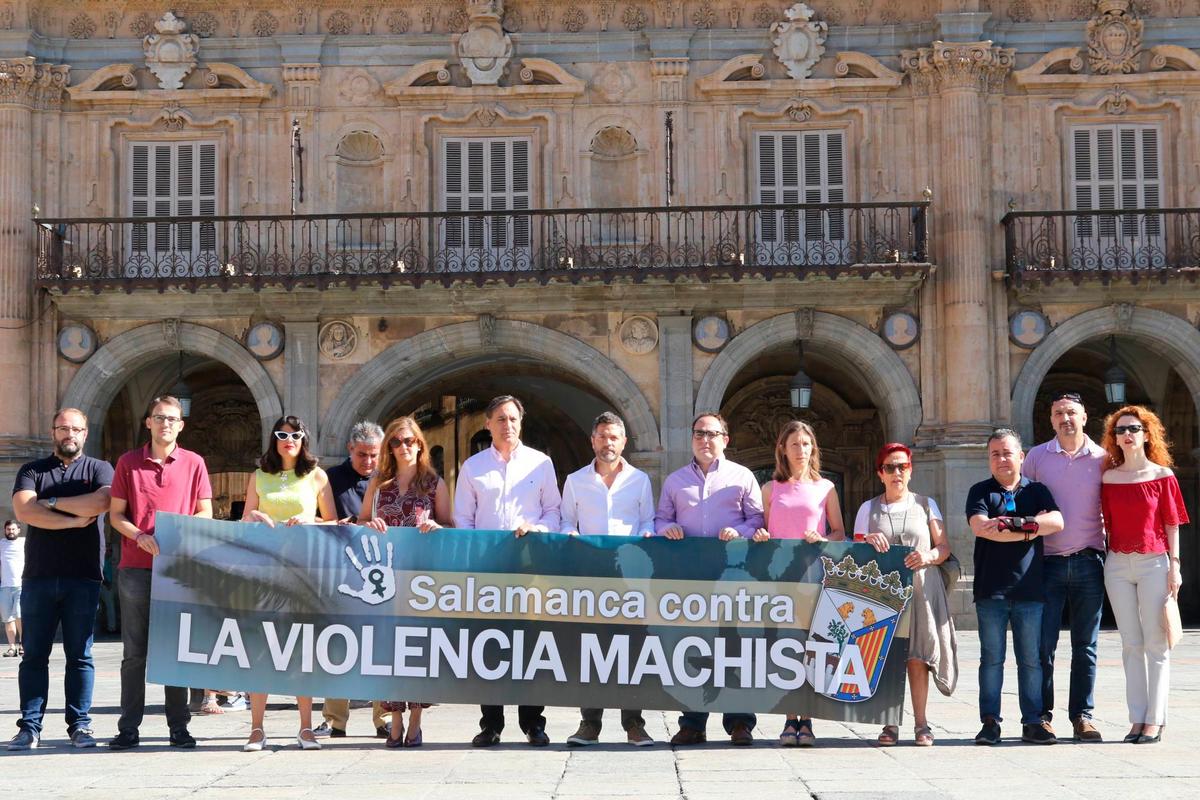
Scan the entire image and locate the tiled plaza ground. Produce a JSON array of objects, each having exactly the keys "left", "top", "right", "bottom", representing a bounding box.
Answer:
[{"left": 1, "top": 631, "right": 1197, "bottom": 799}]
